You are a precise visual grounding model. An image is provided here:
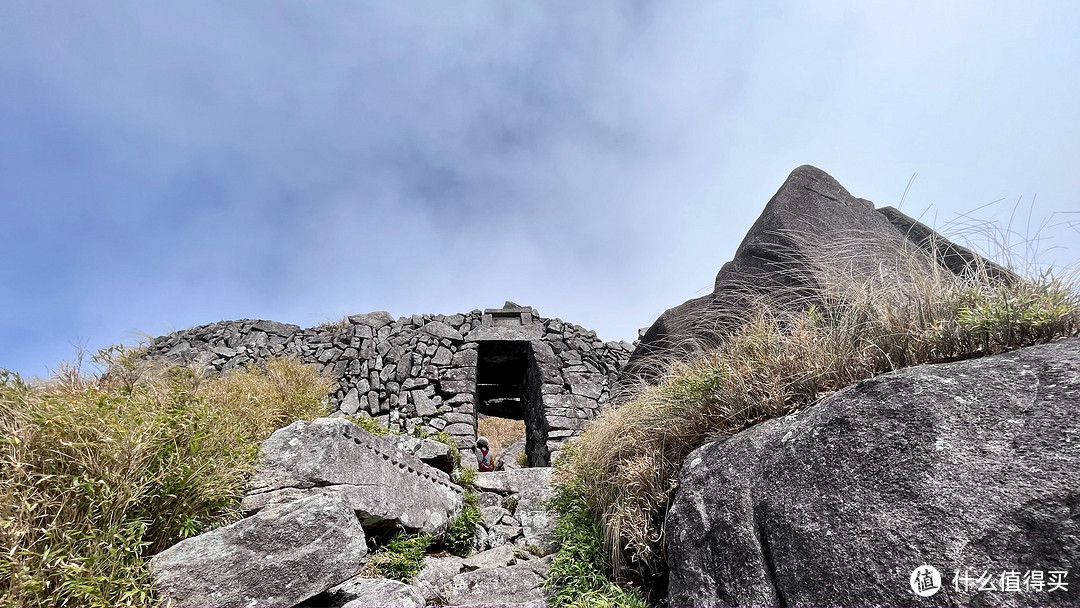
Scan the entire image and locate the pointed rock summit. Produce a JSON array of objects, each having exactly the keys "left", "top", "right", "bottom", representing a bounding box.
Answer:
[{"left": 621, "top": 164, "right": 1007, "bottom": 383}]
